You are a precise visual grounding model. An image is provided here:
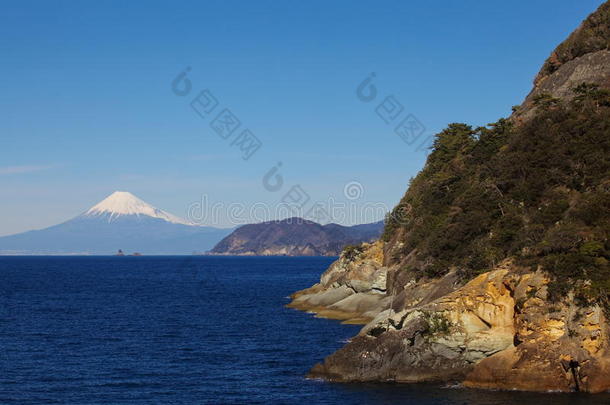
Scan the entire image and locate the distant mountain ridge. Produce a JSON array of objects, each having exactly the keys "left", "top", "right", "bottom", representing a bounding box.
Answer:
[
  {"left": 0, "top": 191, "right": 232, "bottom": 255},
  {"left": 209, "top": 218, "right": 384, "bottom": 256}
]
